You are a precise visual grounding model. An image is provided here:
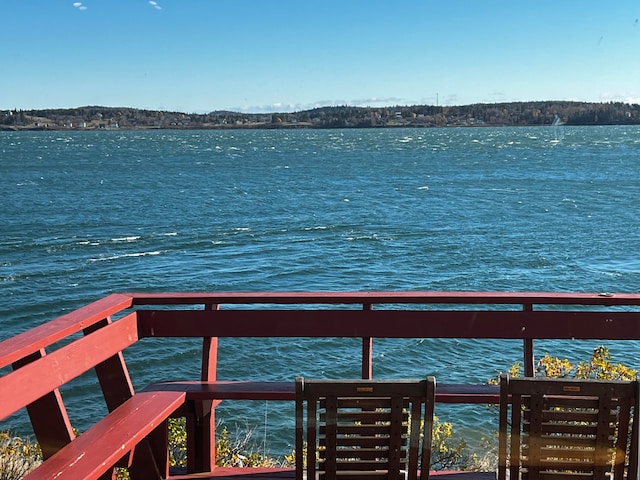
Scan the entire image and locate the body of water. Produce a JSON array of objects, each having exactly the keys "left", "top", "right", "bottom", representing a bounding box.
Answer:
[{"left": 1, "top": 126, "right": 639, "bottom": 456}]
